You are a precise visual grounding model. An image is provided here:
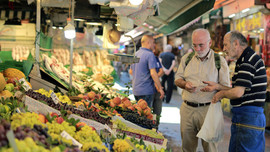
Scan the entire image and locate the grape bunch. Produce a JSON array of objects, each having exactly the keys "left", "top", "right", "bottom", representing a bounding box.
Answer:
[
  {"left": 11, "top": 112, "right": 44, "bottom": 129},
  {"left": 13, "top": 125, "right": 50, "bottom": 148},
  {"left": 121, "top": 111, "right": 157, "bottom": 129},
  {"left": 0, "top": 119, "right": 11, "bottom": 147}
]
